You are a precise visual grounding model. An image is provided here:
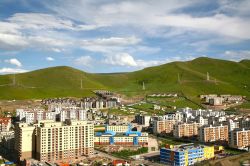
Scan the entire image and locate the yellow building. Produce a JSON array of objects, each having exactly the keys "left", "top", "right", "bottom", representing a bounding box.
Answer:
[{"left": 203, "top": 146, "right": 214, "bottom": 160}]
